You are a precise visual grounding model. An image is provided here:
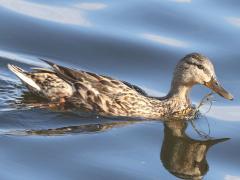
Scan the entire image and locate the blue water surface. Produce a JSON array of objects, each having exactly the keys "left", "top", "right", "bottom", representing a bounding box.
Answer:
[{"left": 0, "top": 0, "right": 239, "bottom": 179}]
